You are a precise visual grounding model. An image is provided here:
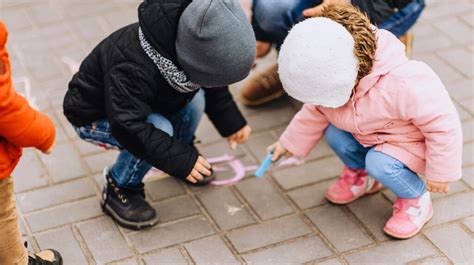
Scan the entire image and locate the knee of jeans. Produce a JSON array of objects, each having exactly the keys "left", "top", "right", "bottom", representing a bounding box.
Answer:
[
  {"left": 365, "top": 150, "right": 396, "bottom": 181},
  {"left": 146, "top": 113, "right": 174, "bottom": 137},
  {"left": 253, "top": 0, "right": 296, "bottom": 33},
  {"left": 324, "top": 125, "right": 354, "bottom": 152},
  {"left": 324, "top": 125, "right": 339, "bottom": 146}
]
